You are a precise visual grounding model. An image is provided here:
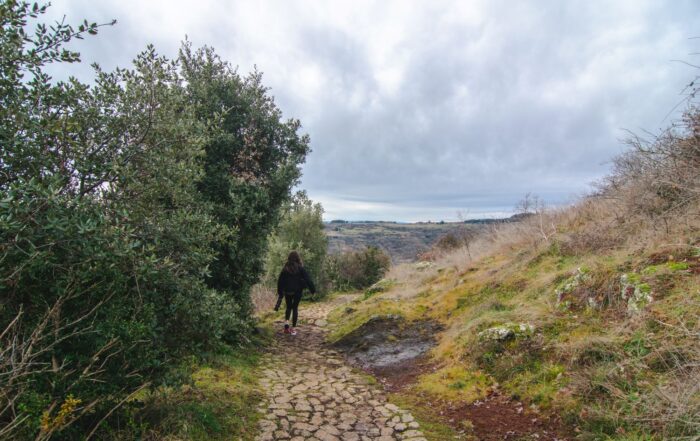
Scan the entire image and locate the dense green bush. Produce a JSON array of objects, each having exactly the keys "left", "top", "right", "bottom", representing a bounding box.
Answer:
[
  {"left": 180, "top": 43, "right": 310, "bottom": 317},
  {"left": 0, "top": 2, "right": 308, "bottom": 439},
  {"left": 325, "top": 246, "right": 392, "bottom": 291}
]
